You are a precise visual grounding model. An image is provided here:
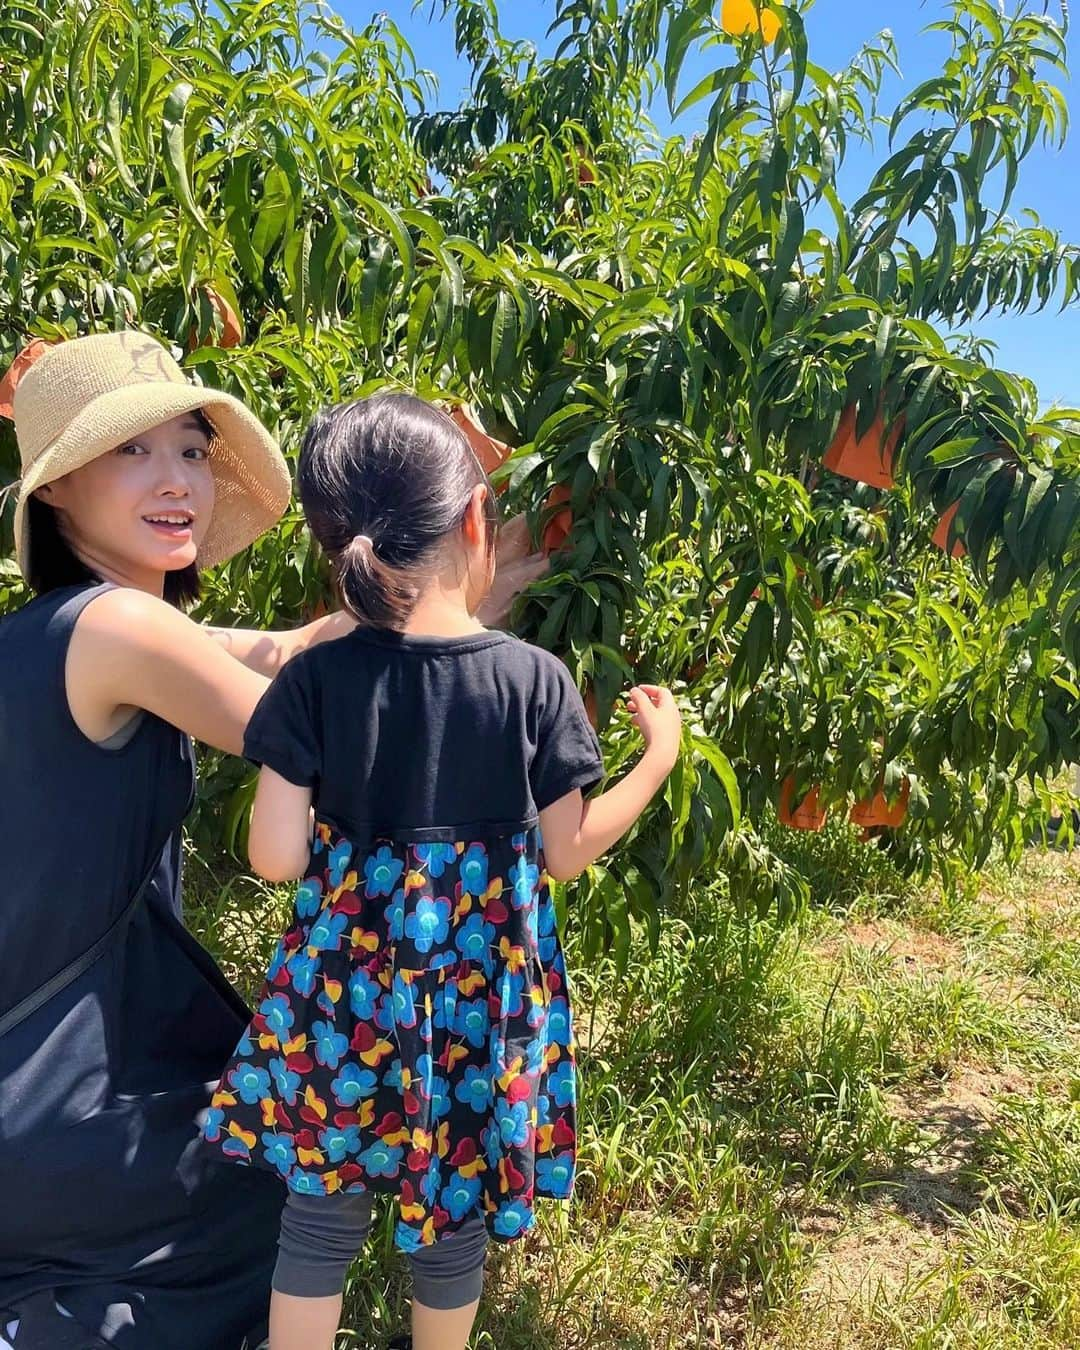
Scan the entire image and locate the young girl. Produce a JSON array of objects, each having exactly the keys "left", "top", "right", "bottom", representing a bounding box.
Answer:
[{"left": 201, "top": 394, "right": 681, "bottom": 1350}]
